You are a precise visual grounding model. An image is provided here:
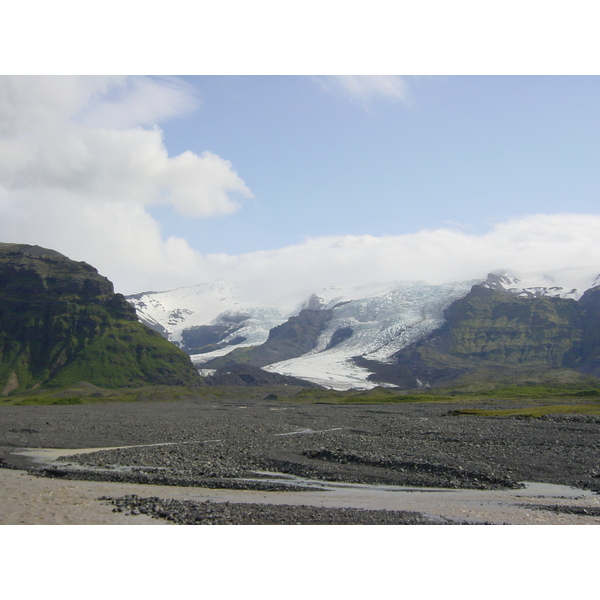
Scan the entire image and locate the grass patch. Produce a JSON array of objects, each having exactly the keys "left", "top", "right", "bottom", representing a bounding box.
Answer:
[
  {"left": 452, "top": 403, "right": 600, "bottom": 418},
  {"left": 9, "top": 396, "right": 86, "bottom": 406},
  {"left": 1, "top": 382, "right": 313, "bottom": 406},
  {"left": 292, "top": 387, "right": 454, "bottom": 404},
  {"left": 338, "top": 394, "right": 452, "bottom": 404},
  {"left": 291, "top": 382, "right": 600, "bottom": 405},
  {"left": 449, "top": 385, "right": 600, "bottom": 400},
  {"left": 4, "top": 379, "right": 600, "bottom": 407},
  {"left": 2, "top": 383, "right": 208, "bottom": 406}
]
